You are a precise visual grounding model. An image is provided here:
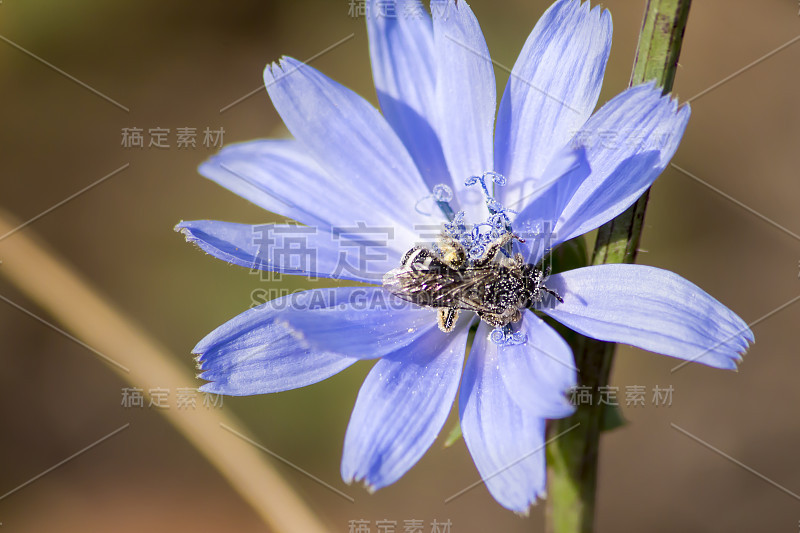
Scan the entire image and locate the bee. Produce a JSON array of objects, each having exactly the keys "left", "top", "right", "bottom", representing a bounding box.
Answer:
[{"left": 383, "top": 232, "right": 563, "bottom": 333}]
